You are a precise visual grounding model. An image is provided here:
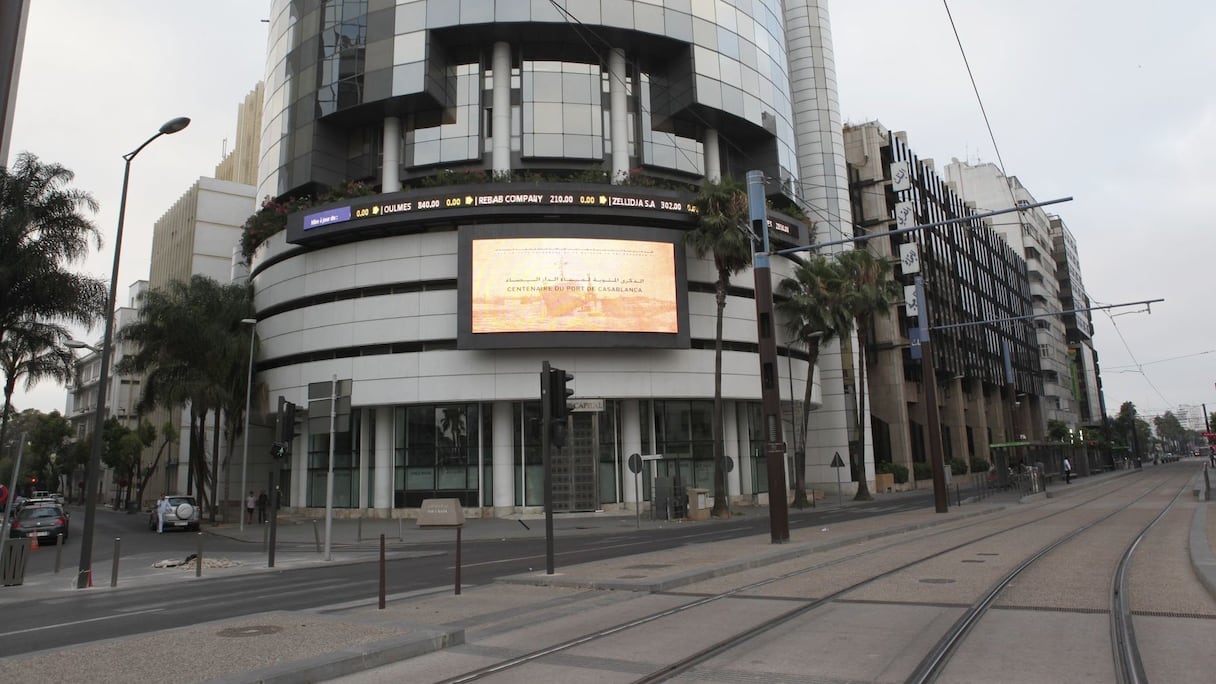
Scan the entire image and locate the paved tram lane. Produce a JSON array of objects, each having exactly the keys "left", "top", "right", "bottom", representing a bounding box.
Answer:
[{"left": 0, "top": 462, "right": 1212, "bottom": 683}]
